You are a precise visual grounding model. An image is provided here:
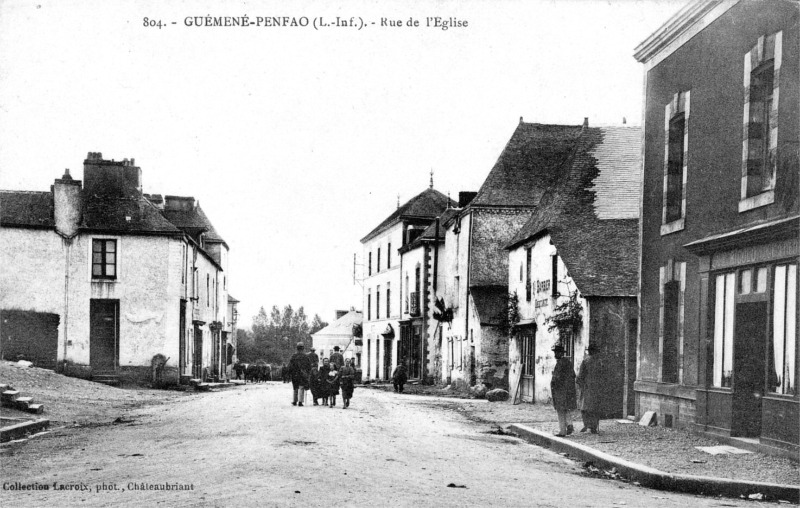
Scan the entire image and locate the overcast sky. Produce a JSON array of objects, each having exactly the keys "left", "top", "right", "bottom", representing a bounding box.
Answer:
[{"left": 0, "top": 0, "right": 684, "bottom": 326}]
